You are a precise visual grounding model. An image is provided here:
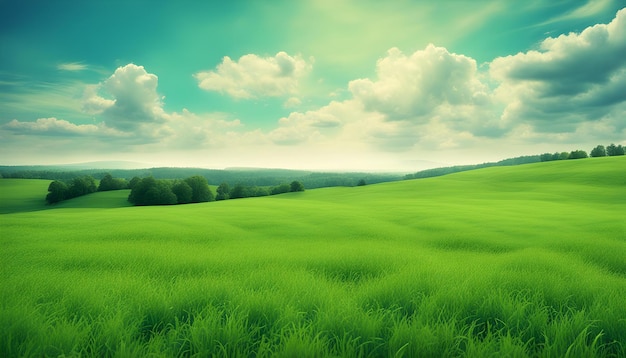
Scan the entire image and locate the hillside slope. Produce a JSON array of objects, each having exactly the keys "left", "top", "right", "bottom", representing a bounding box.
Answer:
[{"left": 1, "top": 156, "right": 625, "bottom": 357}]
